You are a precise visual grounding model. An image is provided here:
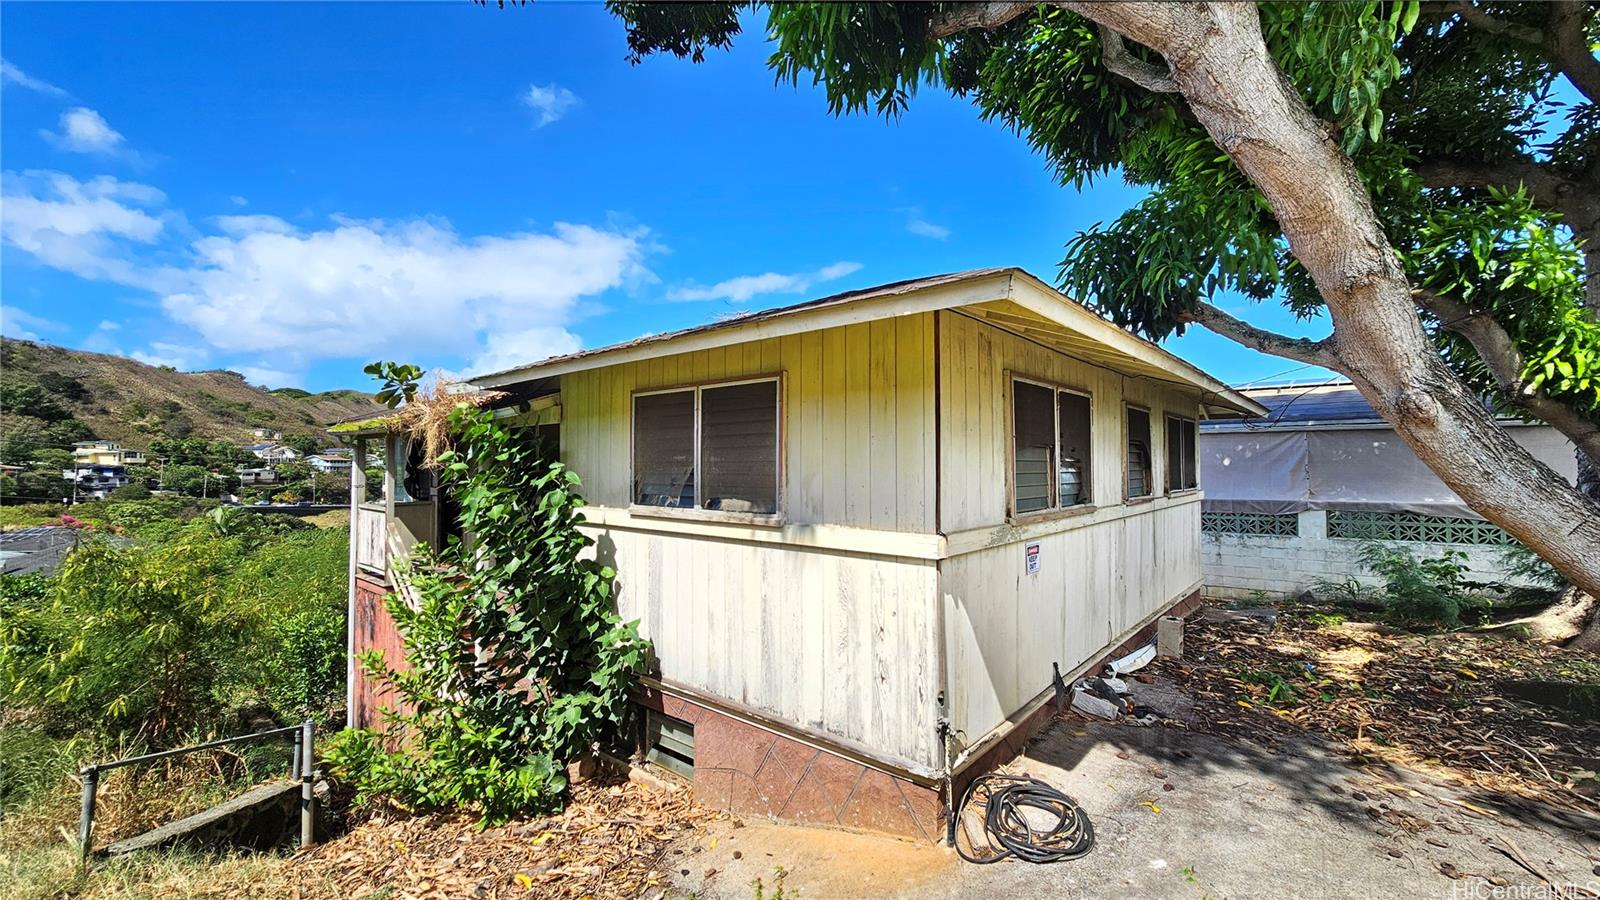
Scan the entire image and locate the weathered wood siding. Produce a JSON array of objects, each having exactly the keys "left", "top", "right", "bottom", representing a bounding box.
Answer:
[
  {"left": 938, "top": 309, "right": 1202, "bottom": 533},
  {"left": 937, "top": 310, "right": 1206, "bottom": 753},
  {"left": 558, "top": 314, "right": 944, "bottom": 772},
  {"left": 595, "top": 529, "right": 942, "bottom": 771},
  {"left": 941, "top": 499, "right": 1202, "bottom": 752},
  {"left": 561, "top": 313, "right": 936, "bottom": 533}
]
